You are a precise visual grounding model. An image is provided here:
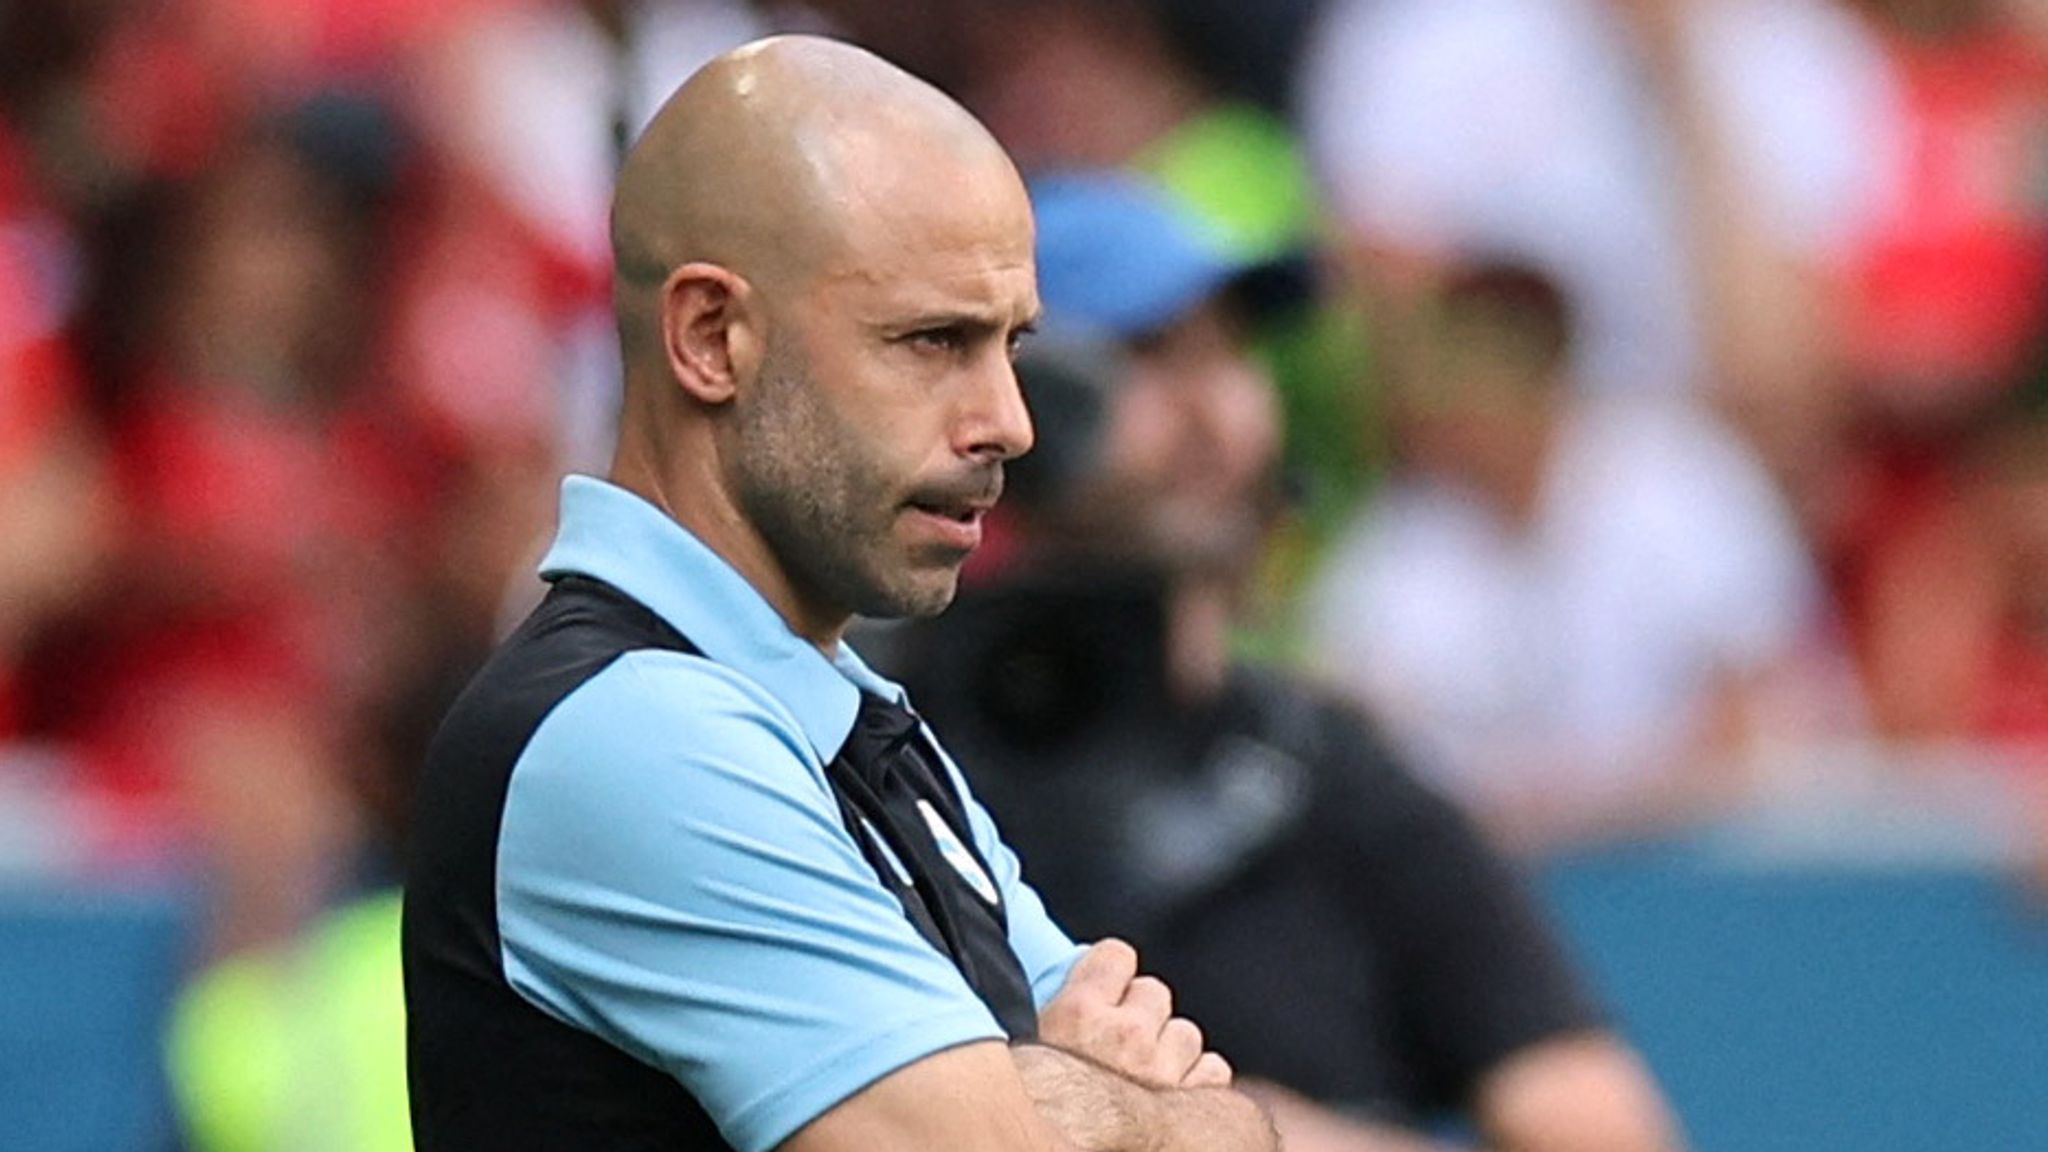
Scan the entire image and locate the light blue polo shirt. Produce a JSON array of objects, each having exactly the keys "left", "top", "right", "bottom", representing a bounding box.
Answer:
[{"left": 494, "top": 475, "right": 1082, "bottom": 1152}]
